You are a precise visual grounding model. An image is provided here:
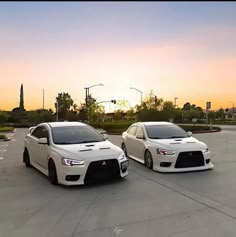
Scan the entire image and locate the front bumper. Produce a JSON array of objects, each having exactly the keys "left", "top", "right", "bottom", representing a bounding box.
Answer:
[
  {"left": 153, "top": 150, "right": 213, "bottom": 173},
  {"left": 57, "top": 158, "right": 129, "bottom": 186}
]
